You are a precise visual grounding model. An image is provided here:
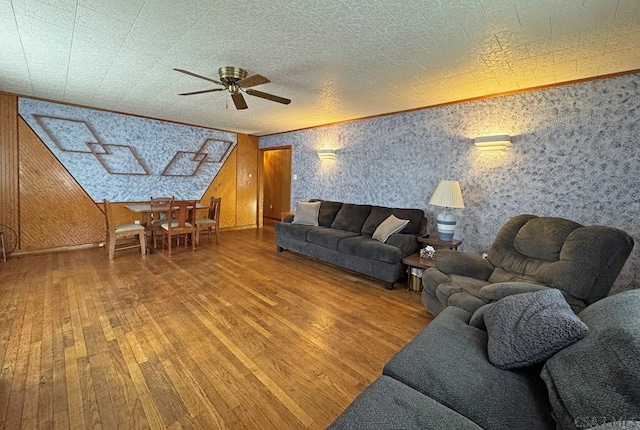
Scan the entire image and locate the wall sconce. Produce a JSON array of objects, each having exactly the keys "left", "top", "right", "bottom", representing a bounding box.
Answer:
[
  {"left": 474, "top": 135, "right": 511, "bottom": 152},
  {"left": 317, "top": 148, "right": 337, "bottom": 160}
]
